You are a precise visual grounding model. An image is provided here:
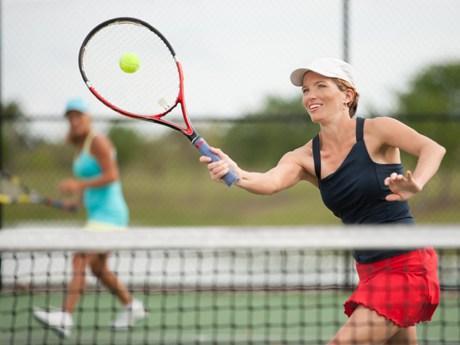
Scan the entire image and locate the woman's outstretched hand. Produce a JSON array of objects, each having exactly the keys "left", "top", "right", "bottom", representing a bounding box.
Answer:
[
  {"left": 384, "top": 170, "right": 421, "bottom": 201},
  {"left": 199, "top": 147, "right": 240, "bottom": 183},
  {"left": 58, "top": 178, "right": 83, "bottom": 195}
]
